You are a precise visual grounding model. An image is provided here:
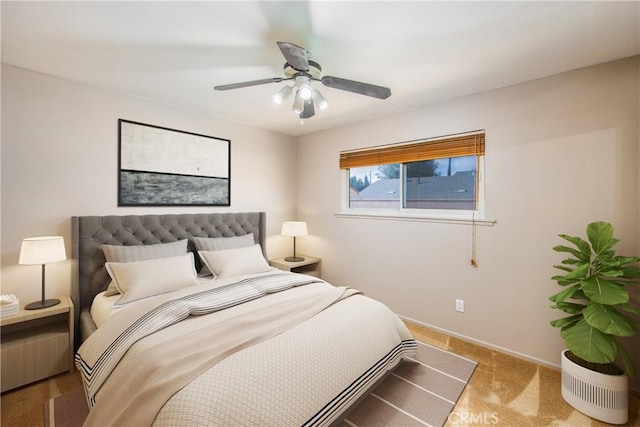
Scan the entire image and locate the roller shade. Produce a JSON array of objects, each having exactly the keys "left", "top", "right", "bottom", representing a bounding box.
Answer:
[{"left": 340, "top": 132, "right": 485, "bottom": 169}]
